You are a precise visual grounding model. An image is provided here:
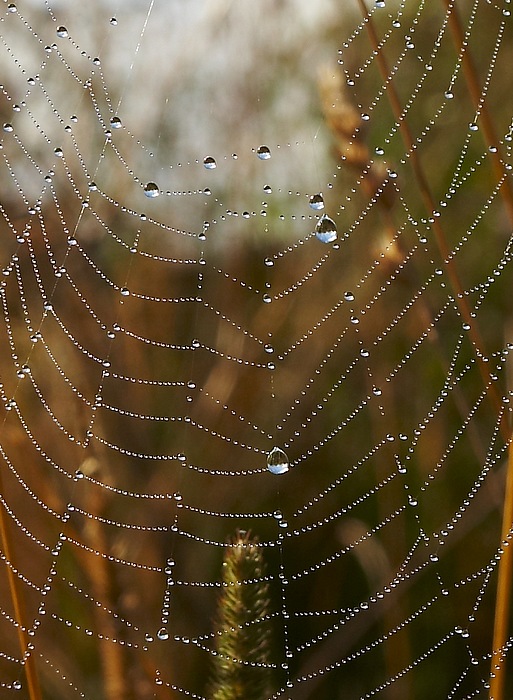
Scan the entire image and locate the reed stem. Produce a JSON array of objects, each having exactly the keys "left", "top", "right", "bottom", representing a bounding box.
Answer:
[{"left": 0, "top": 467, "right": 43, "bottom": 700}]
